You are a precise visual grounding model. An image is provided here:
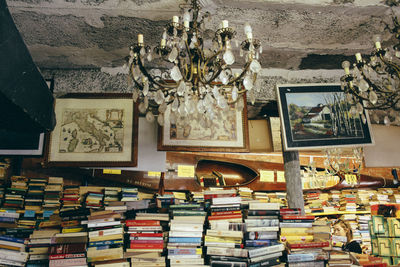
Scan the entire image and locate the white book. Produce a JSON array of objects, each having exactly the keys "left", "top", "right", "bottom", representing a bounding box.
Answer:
[
  {"left": 279, "top": 222, "right": 313, "bottom": 228},
  {"left": 0, "top": 239, "right": 25, "bottom": 248},
  {"left": 167, "top": 254, "right": 202, "bottom": 259},
  {"left": 169, "top": 231, "right": 203, "bottom": 237},
  {"left": 0, "top": 258, "right": 25, "bottom": 266},
  {"left": 204, "top": 241, "right": 236, "bottom": 248},
  {"left": 249, "top": 251, "right": 282, "bottom": 263},
  {"left": 87, "top": 221, "right": 121, "bottom": 228},
  {"left": 206, "top": 247, "right": 247, "bottom": 257},
  {"left": 169, "top": 258, "right": 204, "bottom": 264},
  {"left": 0, "top": 212, "right": 20, "bottom": 218},
  {"left": 170, "top": 223, "right": 203, "bottom": 232},
  {"left": 248, "top": 243, "right": 284, "bottom": 258},
  {"left": 206, "top": 229, "right": 243, "bottom": 238},
  {"left": 246, "top": 226, "right": 279, "bottom": 232},
  {"left": 0, "top": 249, "right": 28, "bottom": 262},
  {"left": 94, "top": 262, "right": 130, "bottom": 267},
  {"left": 88, "top": 227, "right": 123, "bottom": 237},
  {"left": 212, "top": 197, "right": 241, "bottom": 205},
  {"left": 249, "top": 202, "right": 280, "bottom": 210}
]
